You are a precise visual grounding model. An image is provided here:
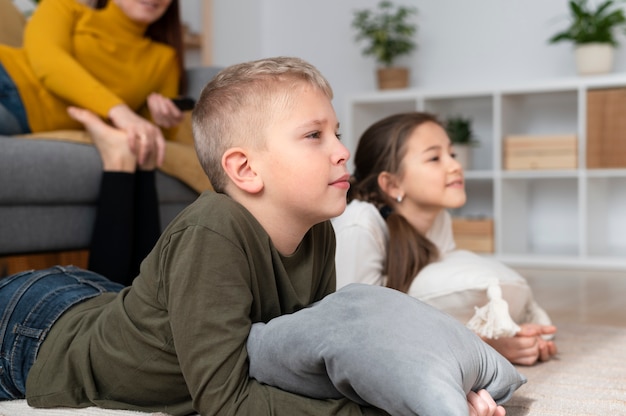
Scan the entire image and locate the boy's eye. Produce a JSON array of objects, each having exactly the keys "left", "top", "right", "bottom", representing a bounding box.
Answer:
[
  {"left": 306, "top": 131, "right": 321, "bottom": 139},
  {"left": 450, "top": 152, "right": 457, "bottom": 159},
  {"left": 336, "top": 132, "right": 342, "bottom": 140}
]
